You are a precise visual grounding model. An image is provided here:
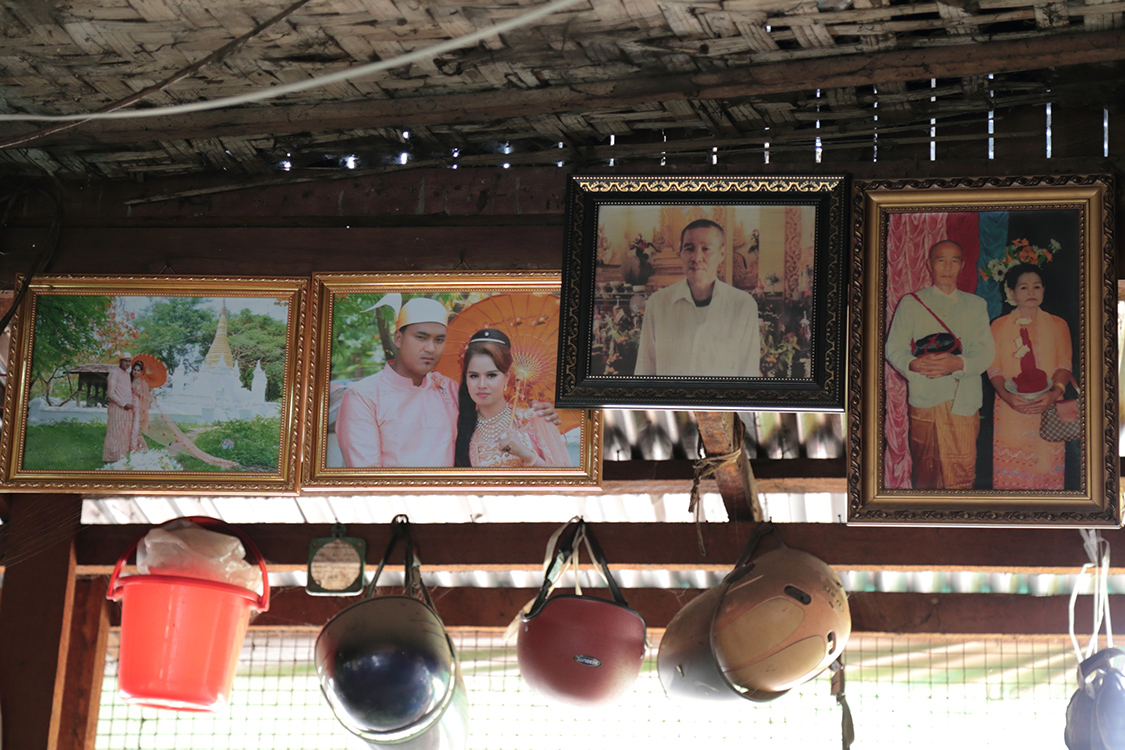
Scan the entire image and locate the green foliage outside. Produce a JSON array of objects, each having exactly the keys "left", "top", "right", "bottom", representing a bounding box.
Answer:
[
  {"left": 329, "top": 292, "right": 485, "bottom": 382},
  {"left": 185, "top": 416, "right": 281, "bottom": 472},
  {"left": 30, "top": 296, "right": 111, "bottom": 403},
  {"left": 131, "top": 297, "right": 215, "bottom": 378},
  {"left": 224, "top": 308, "right": 288, "bottom": 401},
  {"left": 29, "top": 295, "right": 290, "bottom": 406}
]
